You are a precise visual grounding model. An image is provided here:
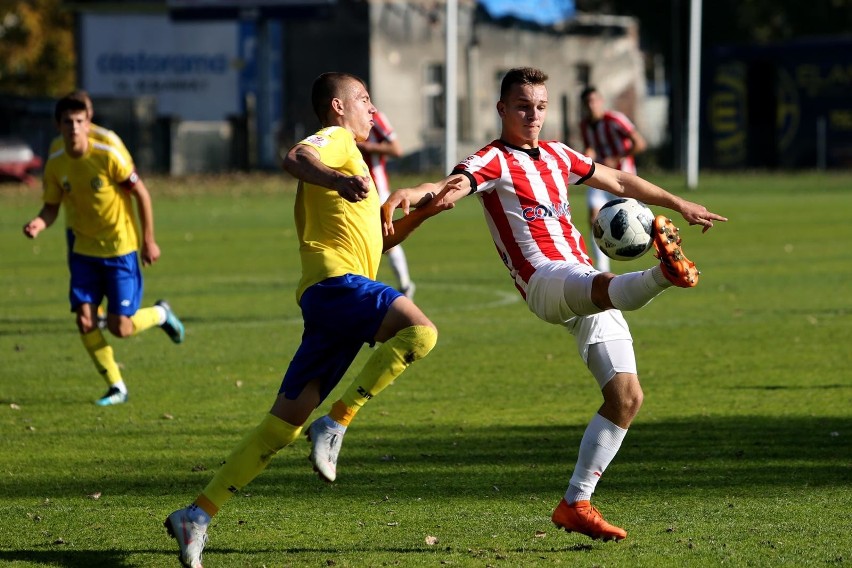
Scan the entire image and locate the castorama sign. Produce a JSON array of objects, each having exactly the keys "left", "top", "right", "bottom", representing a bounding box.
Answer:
[{"left": 80, "top": 13, "right": 242, "bottom": 121}]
